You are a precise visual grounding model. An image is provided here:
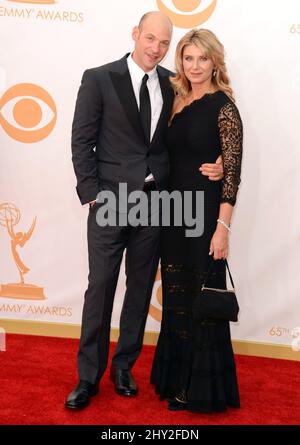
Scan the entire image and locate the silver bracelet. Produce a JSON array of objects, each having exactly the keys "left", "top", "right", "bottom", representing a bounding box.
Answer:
[{"left": 217, "top": 218, "right": 231, "bottom": 232}]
